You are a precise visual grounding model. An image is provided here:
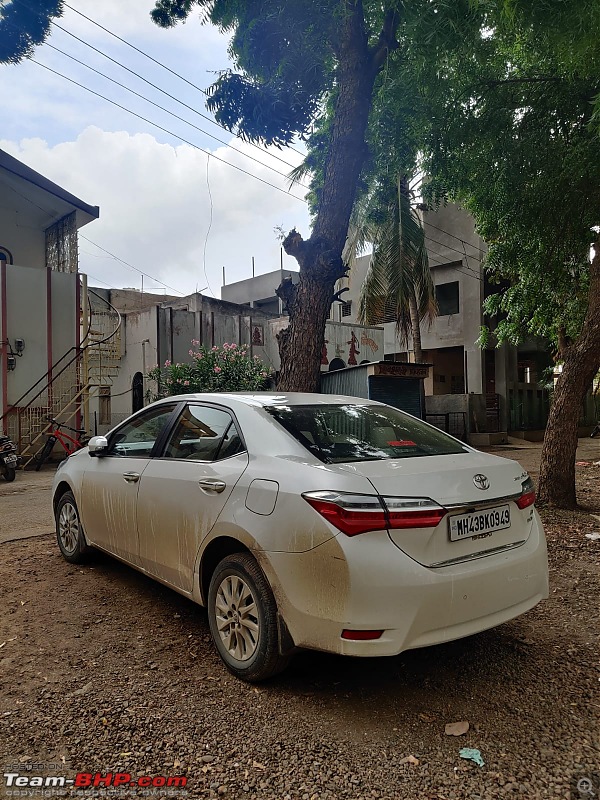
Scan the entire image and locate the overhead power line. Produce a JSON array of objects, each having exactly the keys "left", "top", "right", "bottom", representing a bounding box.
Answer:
[
  {"left": 424, "top": 220, "right": 487, "bottom": 257},
  {"left": 61, "top": 1, "right": 306, "bottom": 159},
  {"left": 30, "top": 59, "right": 307, "bottom": 203},
  {"left": 80, "top": 235, "right": 186, "bottom": 296},
  {"left": 13, "top": 0, "right": 304, "bottom": 175},
  {"left": 42, "top": 40, "right": 308, "bottom": 188}
]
